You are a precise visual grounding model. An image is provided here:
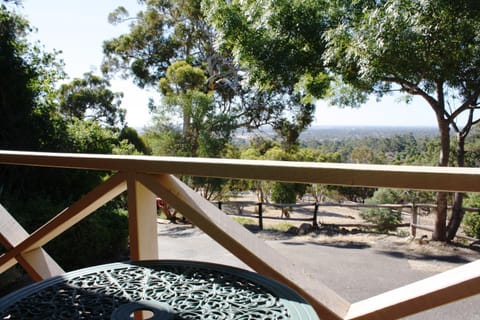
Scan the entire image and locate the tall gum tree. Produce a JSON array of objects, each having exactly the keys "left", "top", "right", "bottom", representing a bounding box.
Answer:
[
  {"left": 203, "top": 0, "right": 331, "bottom": 149},
  {"left": 207, "top": 0, "right": 480, "bottom": 241},
  {"left": 103, "top": 0, "right": 319, "bottom": 156},
  {"left": 323, "top": 0, "right": 480, "bottom": 241}
]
